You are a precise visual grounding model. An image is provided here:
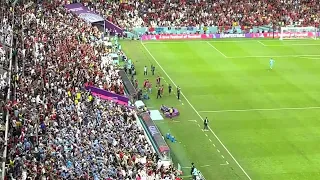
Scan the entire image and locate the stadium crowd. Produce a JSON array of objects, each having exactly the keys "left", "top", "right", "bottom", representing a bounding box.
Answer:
[
  {"left": 1, "top": 1, "right": 181, "bottom": 180},
  {"left": 83, "top": 0, "right": 320, "bottom": 30},
  {"left": 2, "top": 0, "right": 319, "bottom": 179}
]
